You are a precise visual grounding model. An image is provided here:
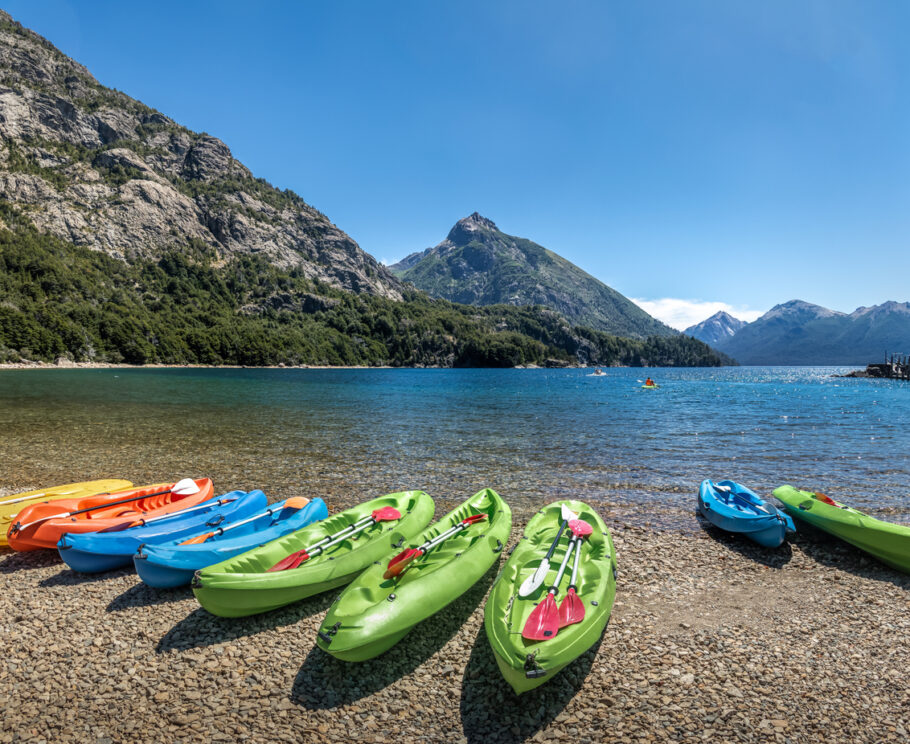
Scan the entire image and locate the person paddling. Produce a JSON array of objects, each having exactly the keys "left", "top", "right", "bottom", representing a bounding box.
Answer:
[{"left": 645, "top": 377, "right": 655, "bottom": 386}]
